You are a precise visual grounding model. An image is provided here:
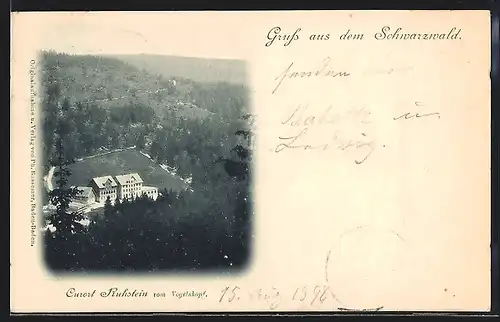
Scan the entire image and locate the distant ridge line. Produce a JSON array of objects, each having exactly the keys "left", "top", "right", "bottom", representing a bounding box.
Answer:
[
  {"left": 110, "top": 53, "right": 247, "bottom": 85},
  {"left": 103, "top": 53, "right": 246, "bottom": 63}
]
